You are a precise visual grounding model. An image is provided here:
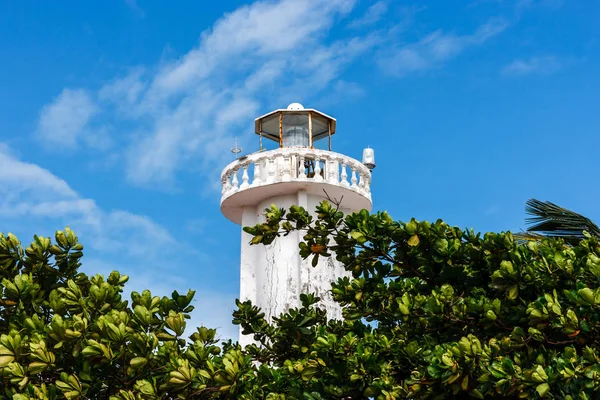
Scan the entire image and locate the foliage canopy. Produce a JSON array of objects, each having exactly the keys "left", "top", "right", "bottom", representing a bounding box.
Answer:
[
  {"left": 4, "top": 202, "right": 600, "bottom": 399},
  {"left": 239, "top": 202, "right": 600, "bottom": 399},
  {"left": 0, "top": 228, "right": 257, "bottom": 399}
]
